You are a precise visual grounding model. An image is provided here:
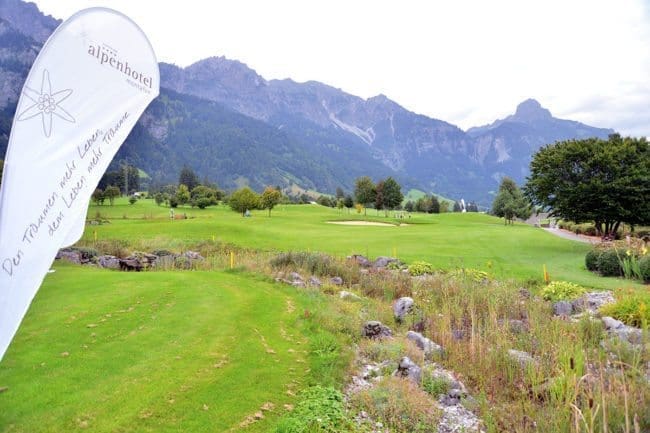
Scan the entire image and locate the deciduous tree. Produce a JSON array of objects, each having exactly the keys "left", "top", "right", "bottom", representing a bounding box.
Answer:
[
  {"left": 354, "top": 176, "right": 376, "bottom": 216},
  {"left": 260, "top": 186, "right": 282, "bottom": 216},
  {"left": 229, "top": 187, "right": 260, "bottom": 216},
  {"left": 492, "top": 177, "right": 531, "bottom": 224},
  {"left": 524, "top": 135, "right": 649, "bottom": 237}
]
